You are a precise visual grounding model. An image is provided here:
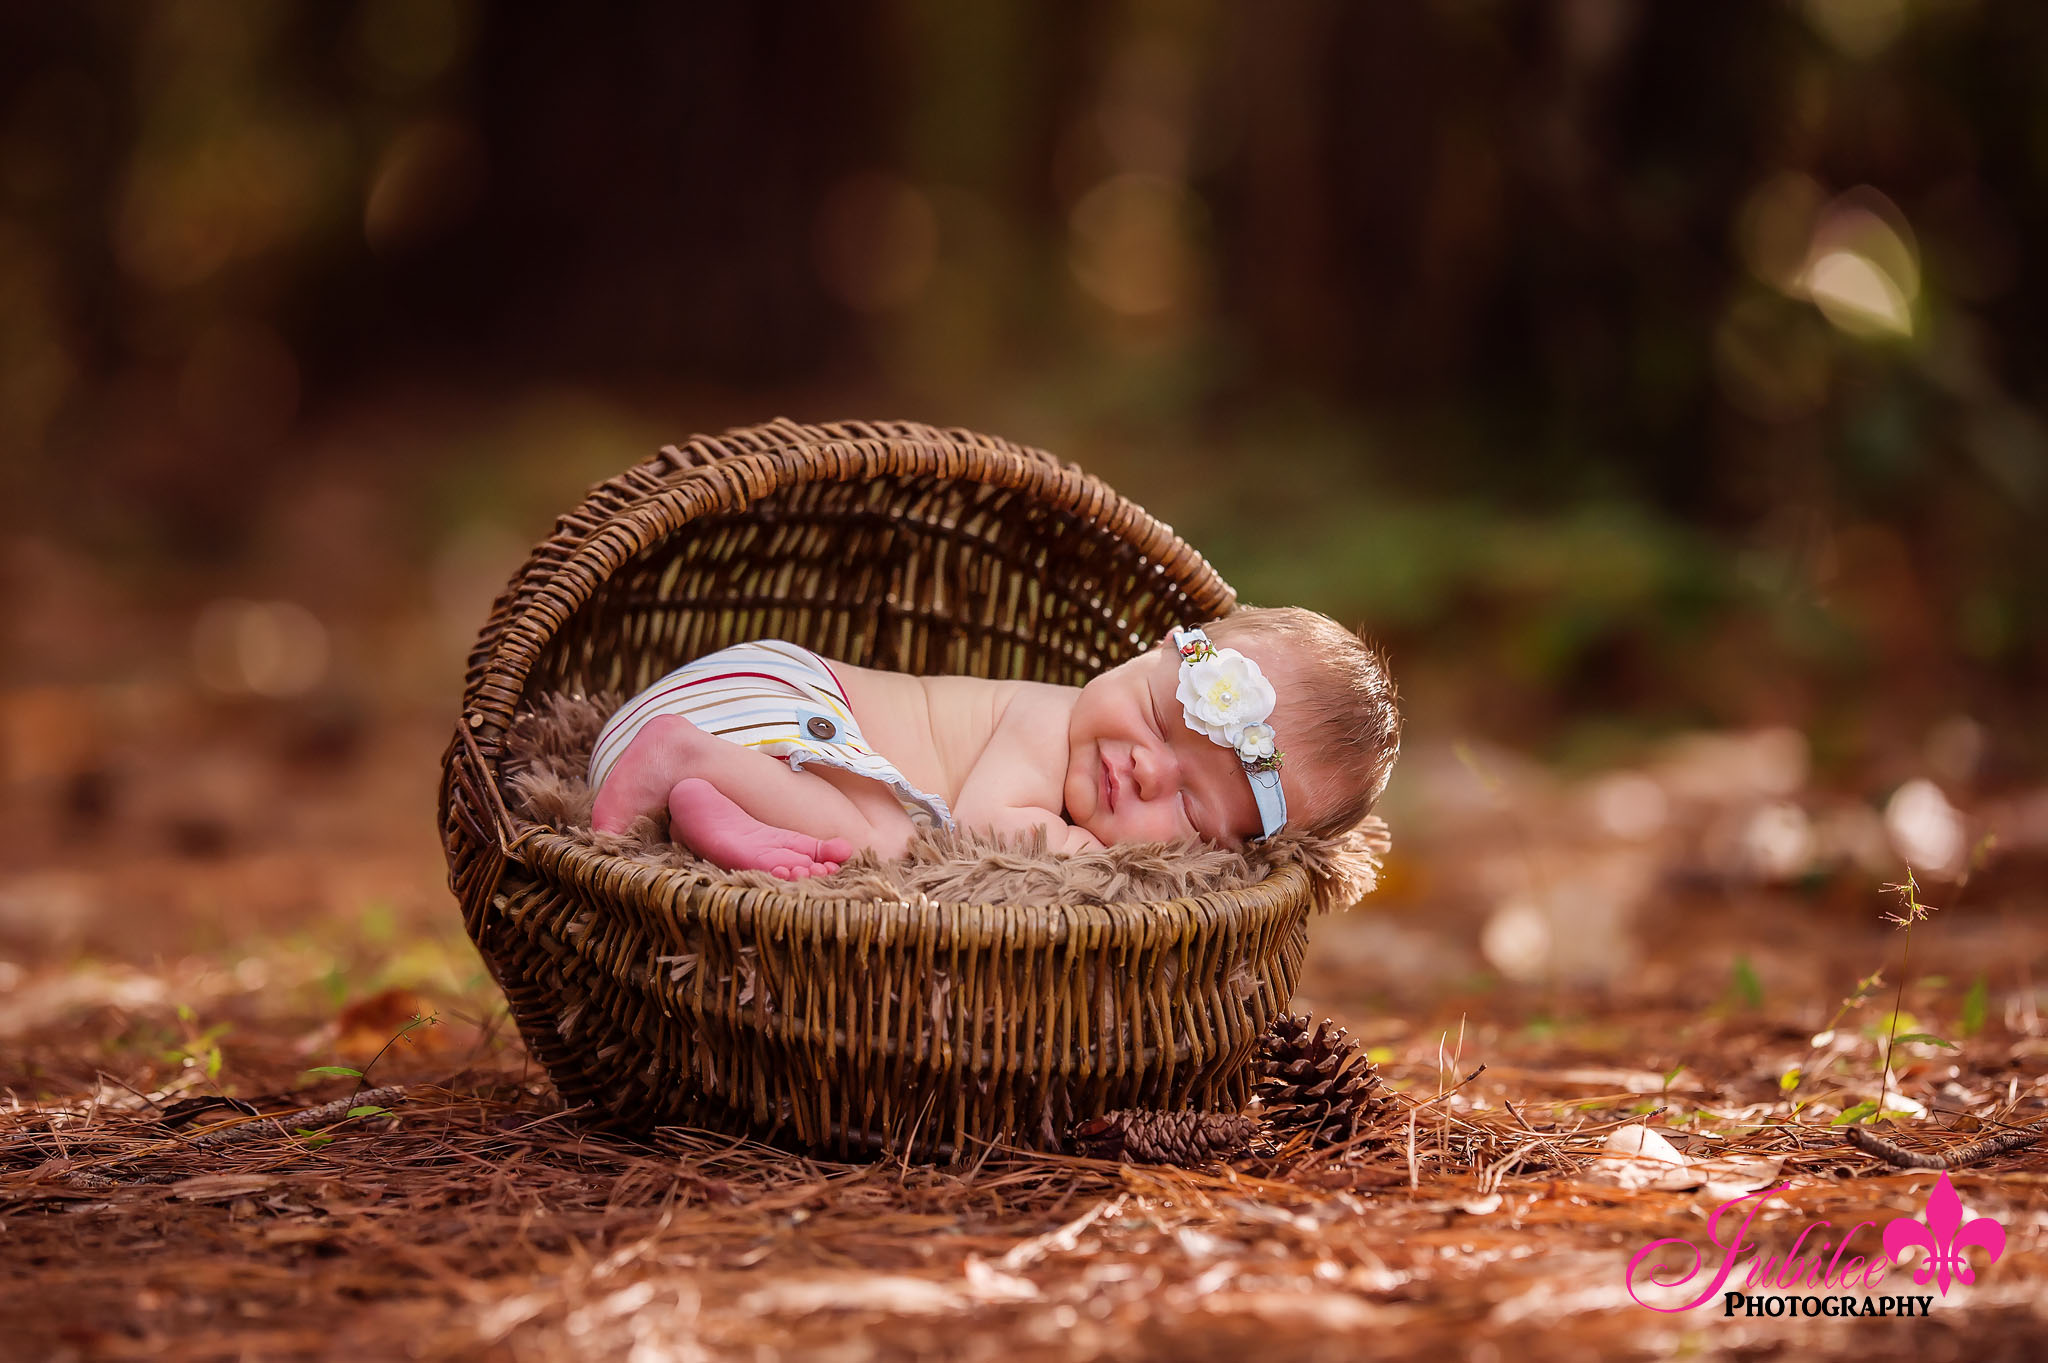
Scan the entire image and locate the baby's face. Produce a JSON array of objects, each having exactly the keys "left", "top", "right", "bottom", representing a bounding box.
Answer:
[{"left": 1062, "top": 639, "right": 1269, "bottom": 849}]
